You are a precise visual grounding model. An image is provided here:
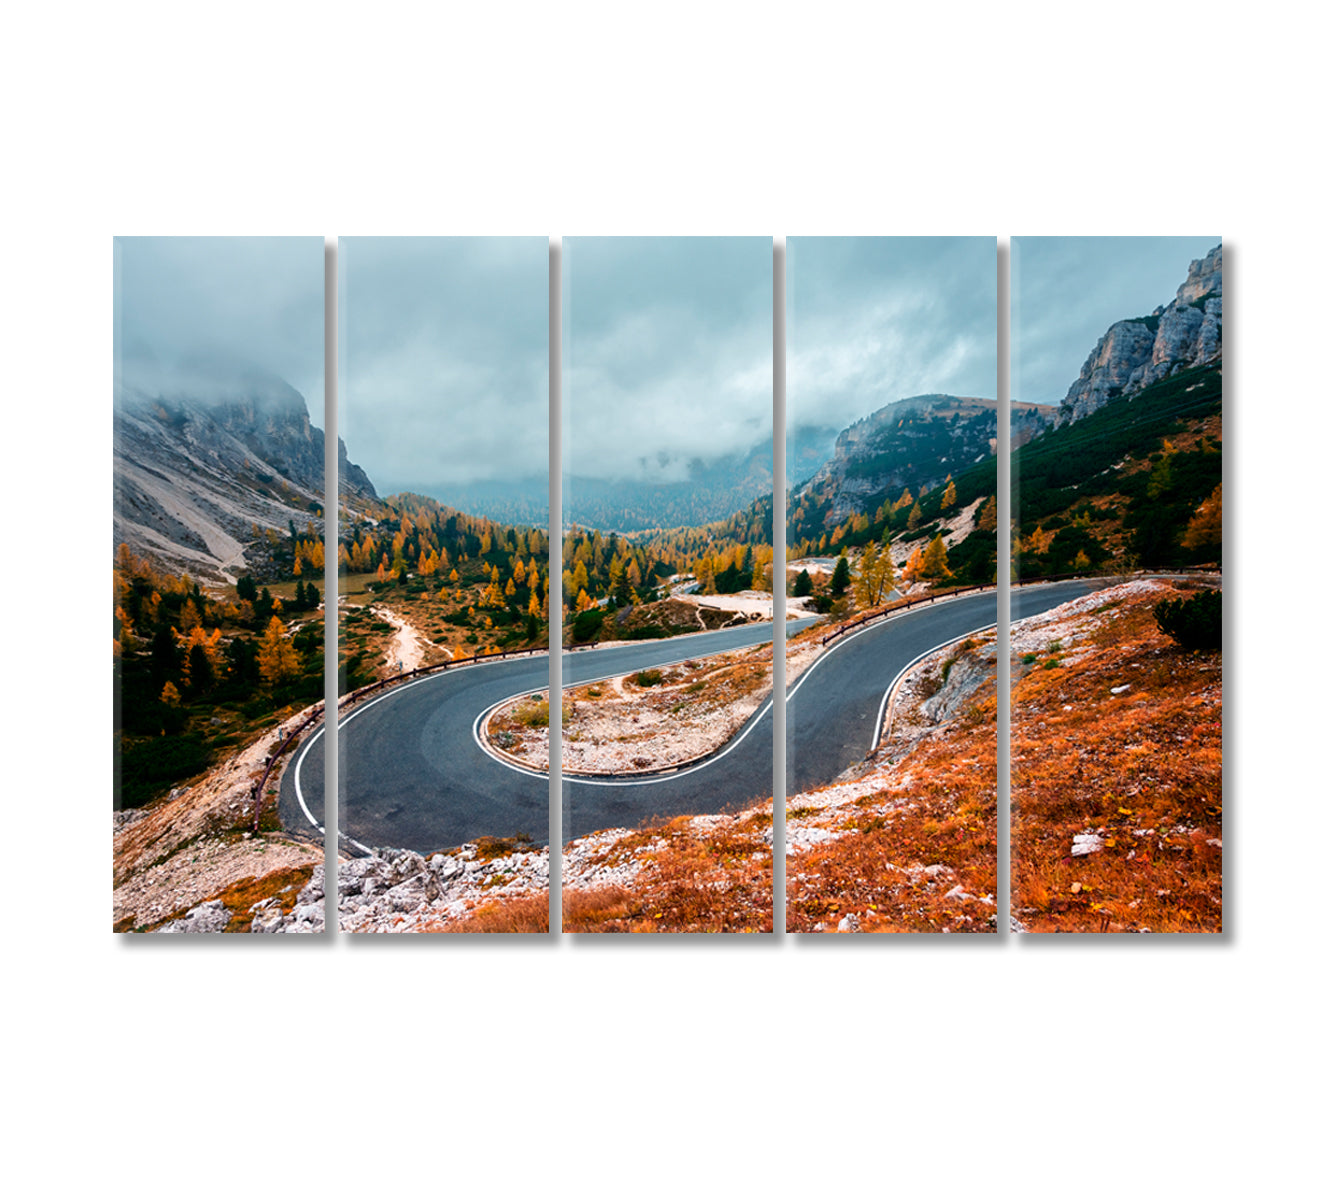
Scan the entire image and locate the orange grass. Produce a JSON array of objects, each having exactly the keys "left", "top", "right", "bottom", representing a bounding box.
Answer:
[
  {"left": 786, "top": 691, "right": 999, "bottom": 933},
  {"left": 133, "top": 864, "right": 317, "bottom": 933},
  {"left": 1010, "top": 585, "right": 1222, "bottom": 932},
  {"left": 563, "top": 810, "right": 774, "bottom": 933},
  {"left": 437, "top": 893, "right": 550, "bottom": 933}
]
